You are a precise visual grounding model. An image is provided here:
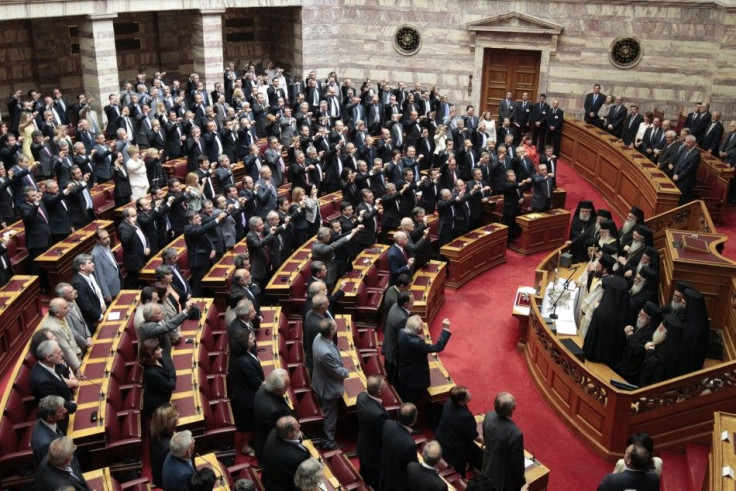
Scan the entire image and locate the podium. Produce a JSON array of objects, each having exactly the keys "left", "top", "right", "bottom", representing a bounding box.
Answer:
[
  {"left": 440, "top": 223, "right": 508, "bottom": 288},
  {"left": 510, "top": 208, "right": 570, "bottom": 255}
]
